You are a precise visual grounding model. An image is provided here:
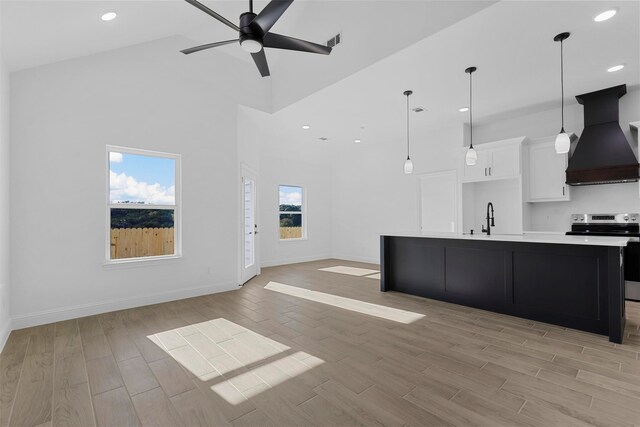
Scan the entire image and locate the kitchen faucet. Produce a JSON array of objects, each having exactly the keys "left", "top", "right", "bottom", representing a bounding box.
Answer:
[{"left": 482, "top": 202, "right": 495, "bottom": 236}]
